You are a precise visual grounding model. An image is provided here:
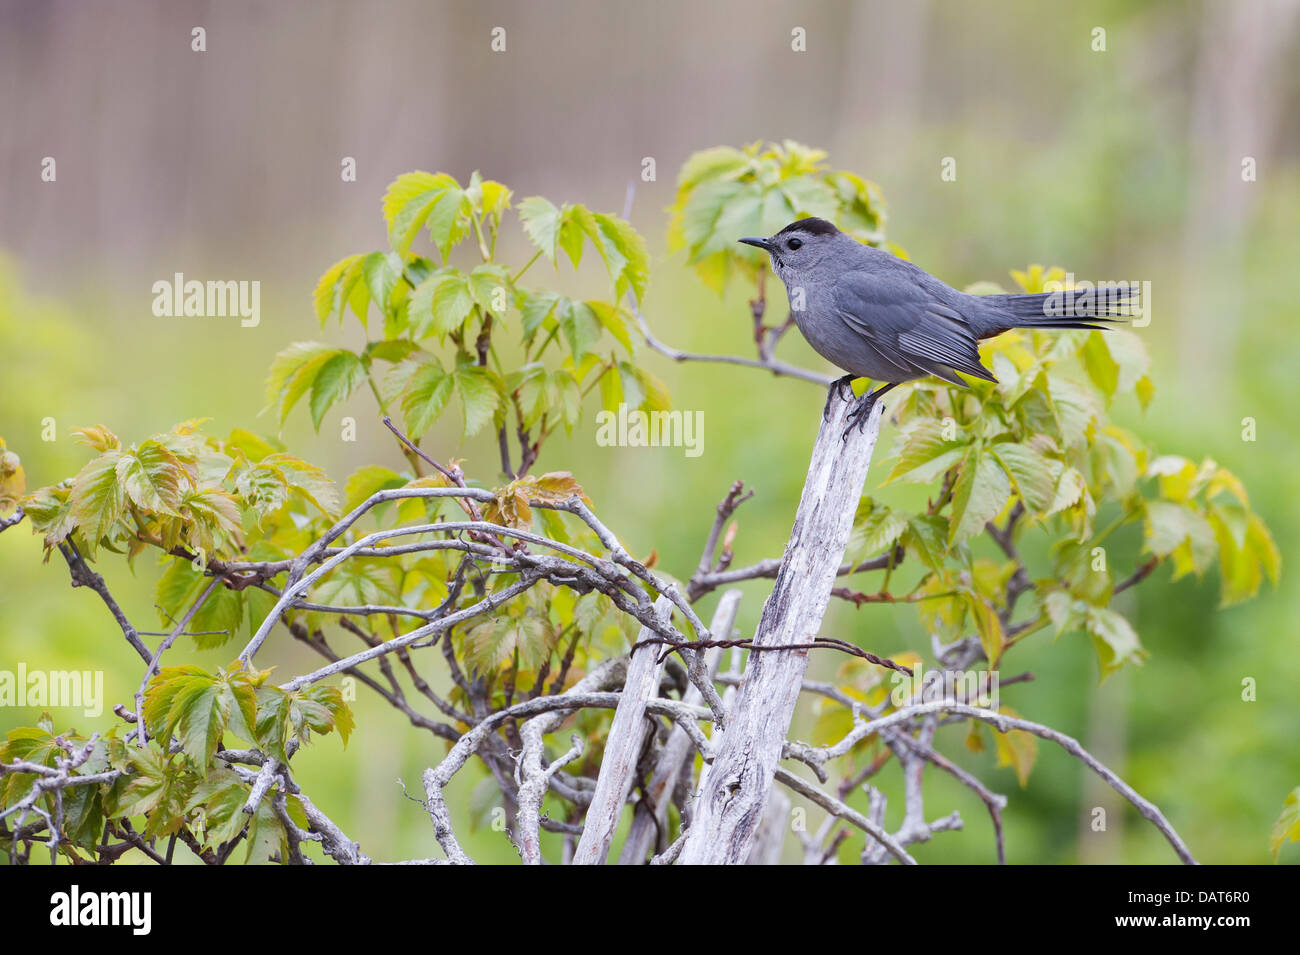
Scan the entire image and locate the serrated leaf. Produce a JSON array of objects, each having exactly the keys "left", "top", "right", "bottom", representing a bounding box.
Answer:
[
  {"left": 467, "top": 264, "right": 512, "bottom": 313},
  {"left": 70, "top": 450, "right": 127, "bottom": 543},
  {"left": 74, "top": 425, "right": 121, "bottom": 452},
  {"left": 117, "top": 440, "right": 188, "bottom": 516},
  {"left": 361, "top": 251, "right": 402, "bottom": 327},
  {"left": 244, "top": 798, "right": 285, "bottom": 864},
  {"left": 989, "top": 441, "right": 1056, "bottom": 514},
  {"left": 309, "top": 350, "right": 367, "bottom": 430},
  {"left": 886, "top": 420, "right": 970, "bottom": 484},
  {"left": 383, "top": 171, "right": 467, "bottom": 258},
  {"left": 556, "top": 298, "right": 602, "bottom": 361},
  {"left": 519, "top": 289, "right": 560, "bottom": 340},
  {"left": 260, "top": 453, "right": 339, "bottom": 516},
  {"left": 947, "top": 448, "right": 1010, "bottom": 546},
  {"left": 409, "top": 271, "right": 475, "bottom": 340},
  {"left": 312, "top": 253, "right": 365, "bottom": 326},
  {"left": 1084, "top": 605, "right": 1146, "bottom": 679},
  {"left": 518, "top": 196, "right": 562, "bottom": 263},
  {"left": 264, "top": 342, "right": 340, "bottom": 427},
  {"left": 453, "top": 362, "right": 502, "bottom": 437},
  {"left": 845, "top": 501, "right": 907, "bottom": 566},
  {"left": 391, "top": 355, "right": 454, "bottom": 437}
]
